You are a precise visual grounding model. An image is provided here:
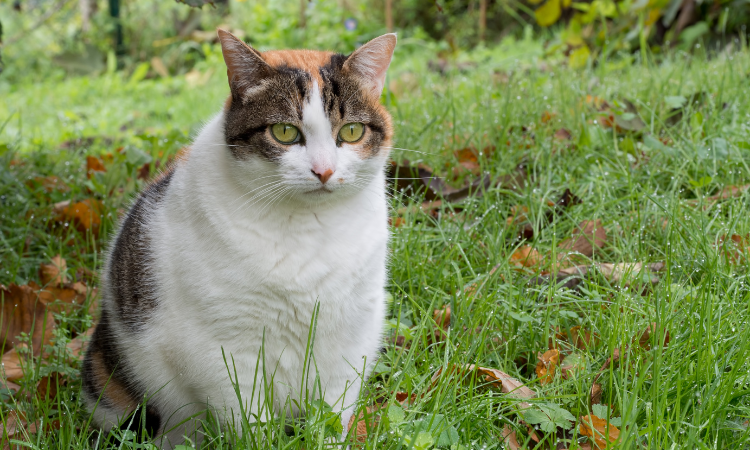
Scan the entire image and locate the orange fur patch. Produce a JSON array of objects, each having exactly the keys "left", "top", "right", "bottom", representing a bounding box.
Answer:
[
  {"left": 89, "top": 349, "right": 137, "bottom": 413},
  {"left": 261, "top": 50, "right": 335, "bottom": 85}
]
